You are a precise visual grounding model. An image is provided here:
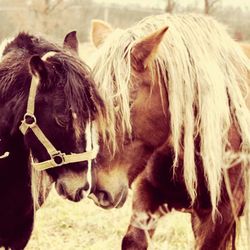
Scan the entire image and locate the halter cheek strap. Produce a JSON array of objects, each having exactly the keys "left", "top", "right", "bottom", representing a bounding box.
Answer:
[{"left": 19, "top": 52, "right": 98, "bottom": 171}]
